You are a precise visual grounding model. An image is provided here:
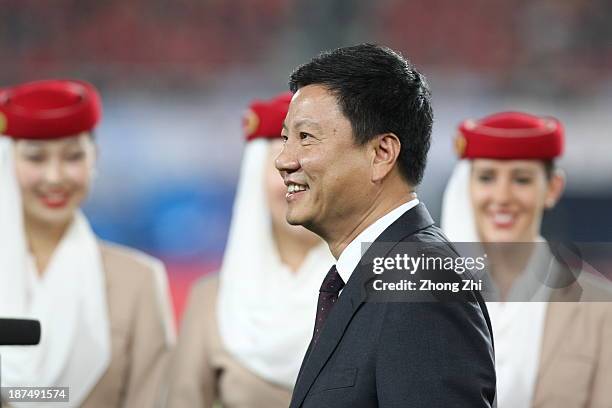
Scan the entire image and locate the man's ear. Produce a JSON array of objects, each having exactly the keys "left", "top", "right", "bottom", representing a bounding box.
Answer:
[
  {"left": 545, "top": 169, "right": 566, "bottom": 209},
  {"left": 371, "top": 133, "right": 401, "bottom": 182}
]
